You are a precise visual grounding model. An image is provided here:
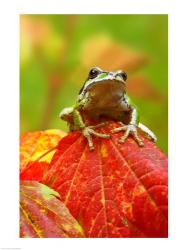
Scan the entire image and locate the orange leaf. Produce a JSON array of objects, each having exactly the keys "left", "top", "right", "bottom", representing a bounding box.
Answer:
[
  {"left": 20, "top": 129, "right": 66, "bottom": 181},
  {"left": 127, "top": 75, "right": 163, "bottom": 101},
  {"left": 20, "top": 180, "right": 85, "bottom": 238},
  {"left": 81, "top": 35, "right": 149, "bottom": 71}
]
